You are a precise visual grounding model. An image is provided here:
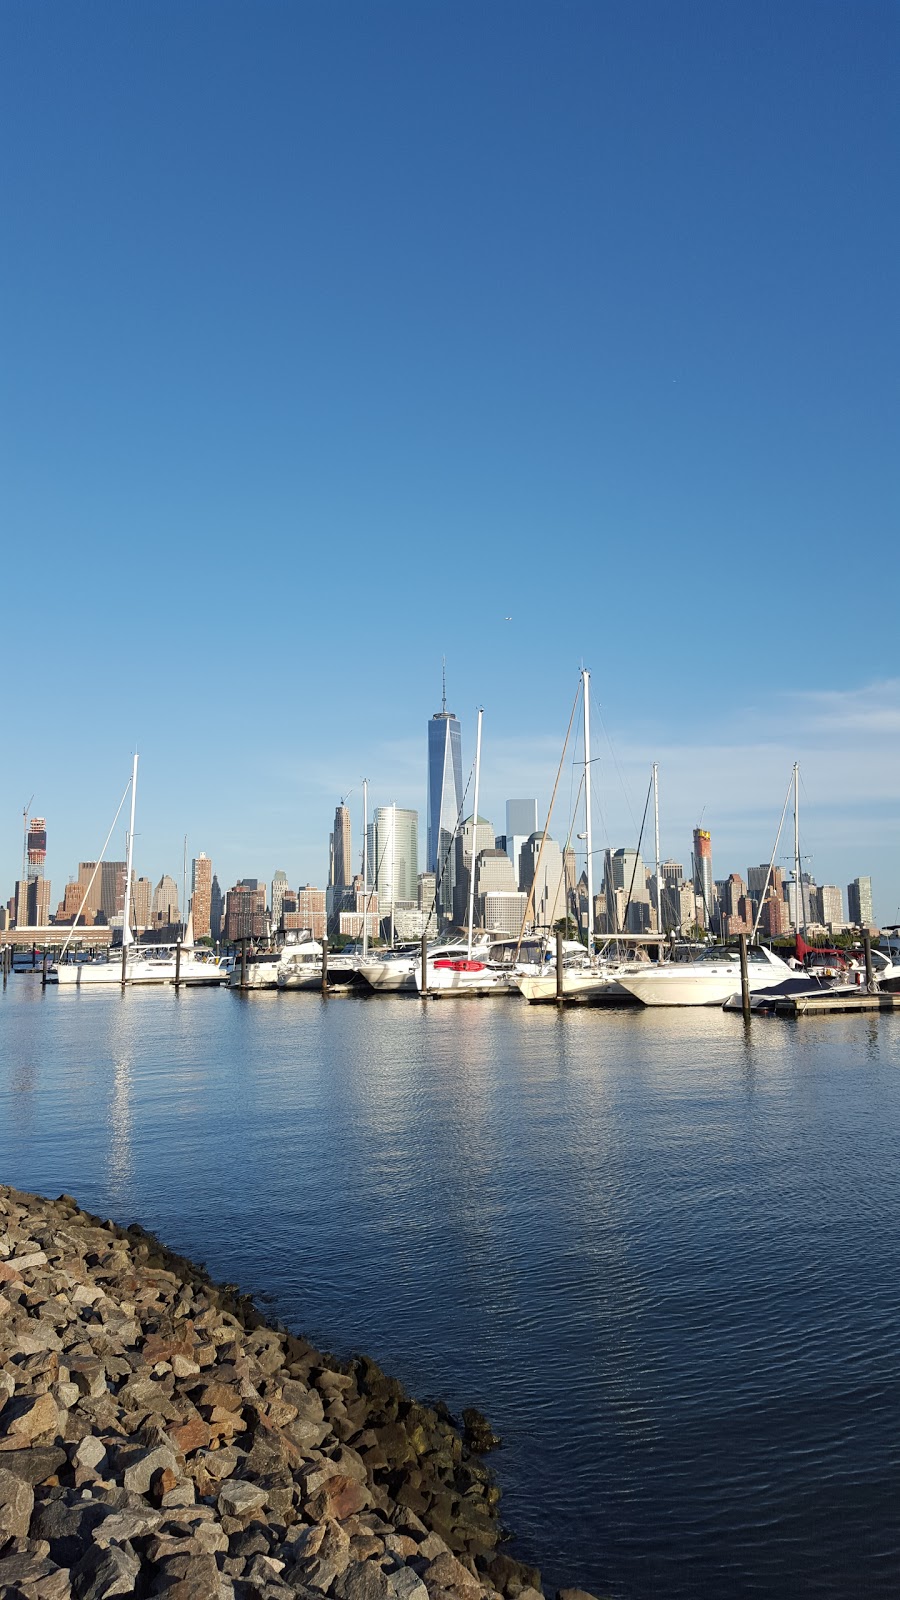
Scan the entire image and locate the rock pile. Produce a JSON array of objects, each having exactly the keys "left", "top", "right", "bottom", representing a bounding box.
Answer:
[{"left": 0, "top": 1186, "right": 600, "bottom": 1600}]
